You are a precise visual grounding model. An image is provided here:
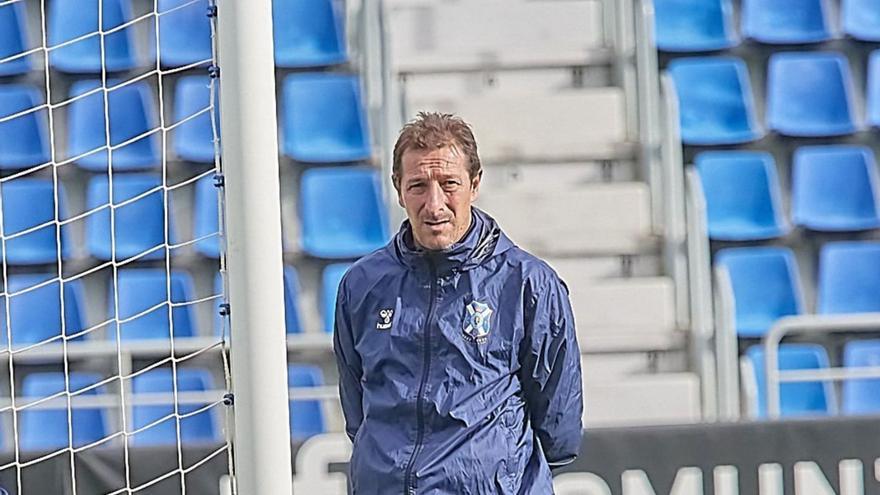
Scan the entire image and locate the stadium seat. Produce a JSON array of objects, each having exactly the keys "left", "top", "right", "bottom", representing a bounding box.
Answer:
[
  {"left": 741, "top": 0, "right": 832, "bottom": 44},
  {"left": 695, "top": 151, "right": 788, "bottom": 241},
  {"left": 112, "top": 269, "right": 195, "bottom": 340},
  {"left": 654, "top": 0, "right": 738, "bottom": 52},
  {"left": 866, "top": 50, "right": 880, "bottom": 128},
  {"left": 0, "top": 85, "right": 50, "bottom": 170},
  {"left": 843, "top": 0, "right": 880, "bottom": 41},
  {"left": 194, "top": 174, "right": 220, "bottom": 257},
  {"left": 0, "top": 1, "right": 31, "bottom": 76},
  {"left": 158, "top": 0, "right": 212, "bottom": 68},
  {"left": 842, "top": 340, "right": 880, "bottom": 414},
  {"left": 48, "top": 0, "right": 142, "bottom": 73},
  {"left": 85, "top": 174, "right": 173, "bottom": 261},
  {"left": 20, "top": 372, "right": 106, "bottom": 450},
  {"left": 766, "top": 52, "right": 857, "bottom": 137},
  {"left": 273, "top": 0, "right": 348, "bottom": 68},
  {"left": 2, "top": 274, "right": 85, "bottom": 347},
  {"left": 299, "top": 166, "right": 388, "bottom": 258},
  {"left": 715, "top": 247, "right": 803, "bottom": 338},
  {"left": 67, "top": 80, "right": 159, "bottom": 171},
  {"left": 1, "top": 179, "right": 70, "bottom": 264},
  {"left": 288, "top": 364, "right": 326, "bottom": 440},
  {"left": 132, "top": 368, "right": 218, "bottom": 445},
  {"left": 667, "top": 57, "right": 763, "bottom": 145},
  {"left": 322, "top": 263, "right": 351, "bottom": 333},
  {"left": 173, "top": 76, "right": 218, "bottom": 163},
  {"left": 281, "top": 73, "right": 371, "bottom": 162},
  {"left": 792, "top": 145, "right": 880, "bottom": 232},
  {"left": 746, "top": 344, "right": 834, "bottom": 419},
  {"left": 817, "top": 241, "right": 880, "bottom": 315}
]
